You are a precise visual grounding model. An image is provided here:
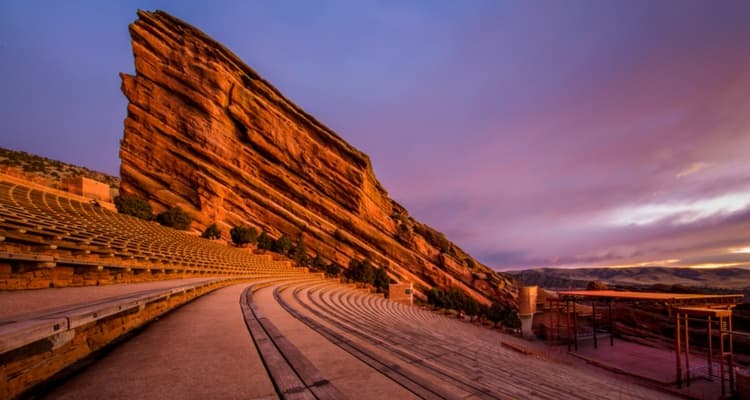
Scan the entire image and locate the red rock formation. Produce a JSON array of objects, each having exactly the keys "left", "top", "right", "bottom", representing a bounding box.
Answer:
[{"left": 119, "top": 10, "right": 515, "bottom": 305}]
